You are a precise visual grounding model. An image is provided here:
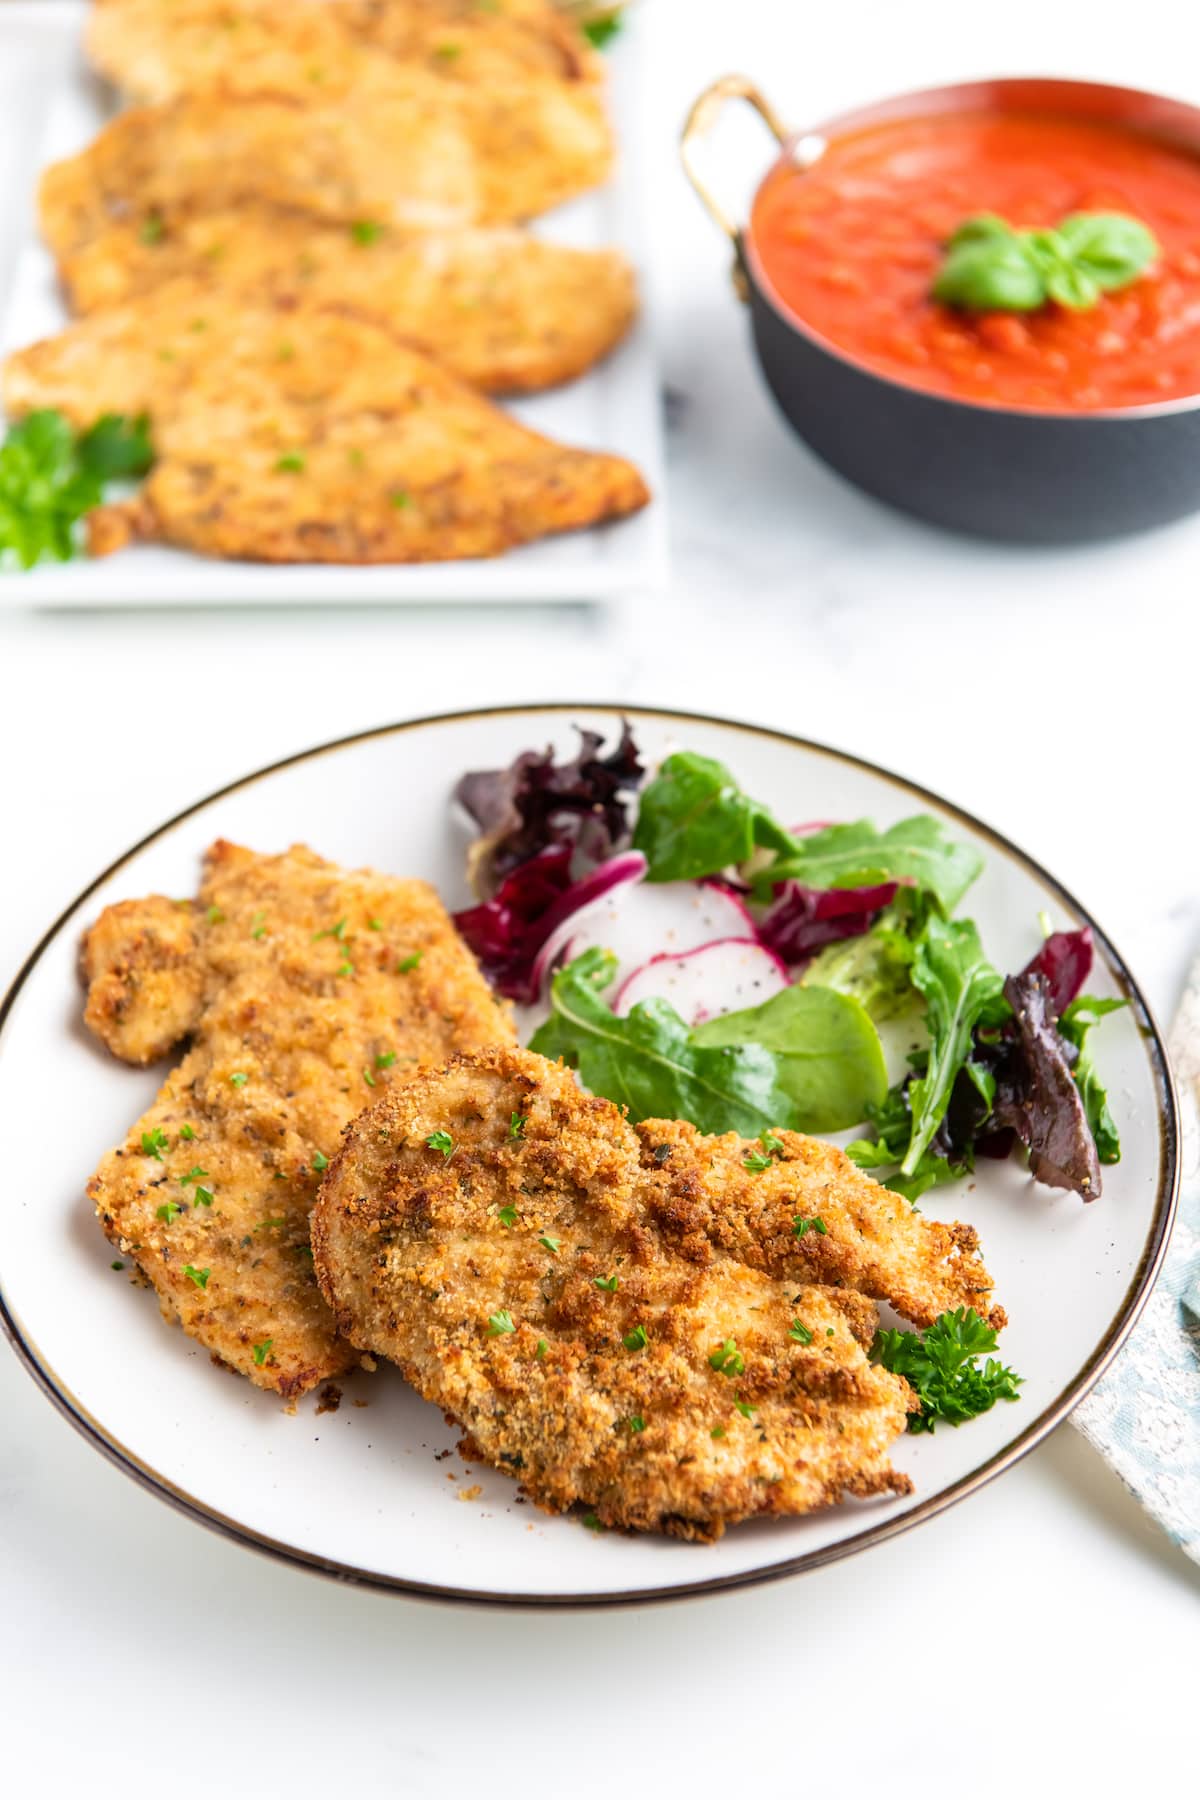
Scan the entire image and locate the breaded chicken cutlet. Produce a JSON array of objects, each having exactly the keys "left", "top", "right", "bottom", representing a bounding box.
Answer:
[
  {"left": 86, "top": 0, "right": 603, "bottom": 103},
  {"left": 3, "top": 295, "right": 649, "bottom": 562},
  {"left": 85, "top": 841, "right": 516, "bottom": 1398},
  {"left": 49, "top": 214, "right": 638, "bottom": 395},
  {"left": 39, "top": 58, "right": 610, "bottom": 256},
  {"left": 311, "top": 1046, "right": 1000, "bottom": 1540}
]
